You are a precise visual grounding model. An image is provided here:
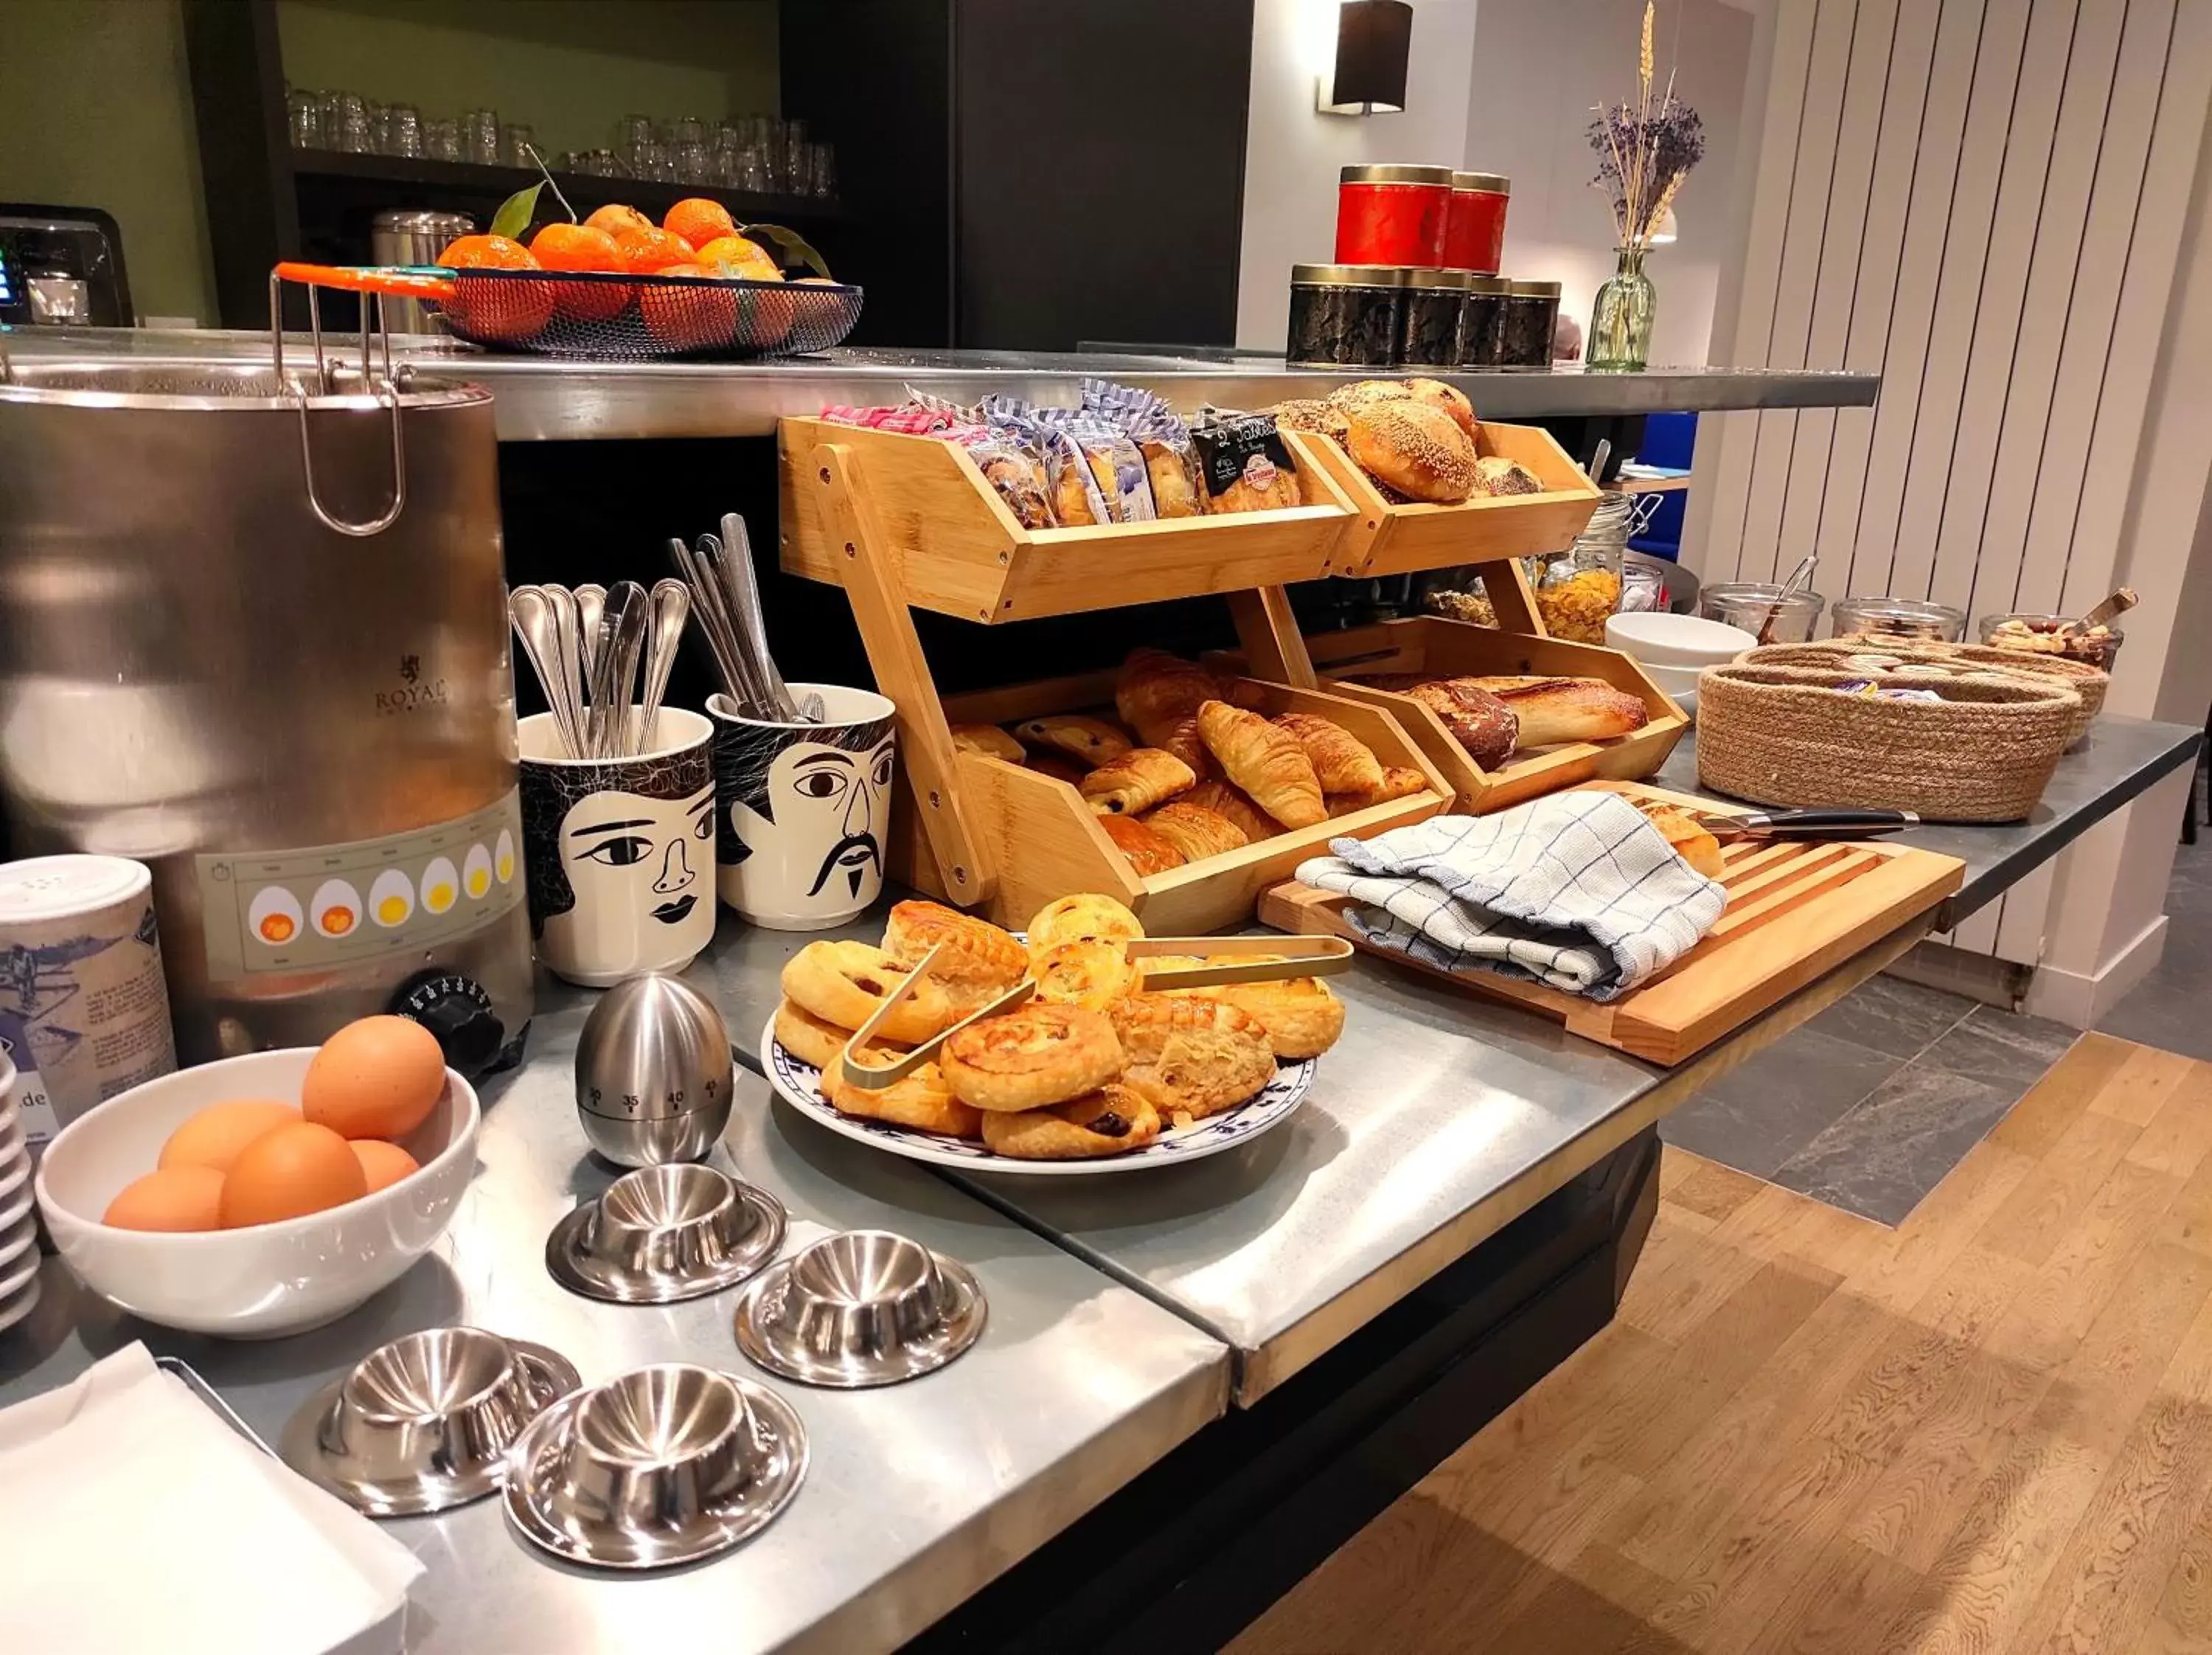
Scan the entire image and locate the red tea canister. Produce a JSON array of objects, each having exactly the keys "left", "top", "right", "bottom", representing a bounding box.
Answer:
[
  {"left": 1335, "top": 164, "right": 1455, "bottom": 267},
  {"left": 1444, "top": 171, "right": 1511, "bottom": 275}
]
